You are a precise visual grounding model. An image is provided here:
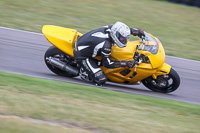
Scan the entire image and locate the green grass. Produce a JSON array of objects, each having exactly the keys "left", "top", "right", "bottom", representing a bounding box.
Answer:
[
  {"left": 0, "top": 117, "right": 92, "bottom": 133},
  {"left": 0, "top": 0, "right": 200, "bottom": 60},
  {"left": 0, "top": 71, "right": 200, "bottom": 133}
]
